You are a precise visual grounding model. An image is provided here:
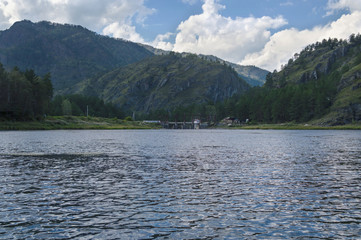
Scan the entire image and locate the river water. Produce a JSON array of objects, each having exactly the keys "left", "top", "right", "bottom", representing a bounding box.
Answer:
[{"left": 0, "top": 129, "right": 360, "bottom": 239}]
